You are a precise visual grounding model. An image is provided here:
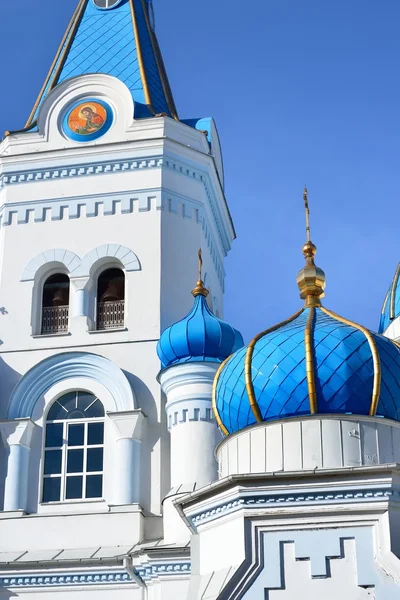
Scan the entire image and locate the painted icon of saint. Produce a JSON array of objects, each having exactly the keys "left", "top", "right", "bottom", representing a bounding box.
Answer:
[{"left": 74, "top": 105, "right": 105, "bottom": 135}]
